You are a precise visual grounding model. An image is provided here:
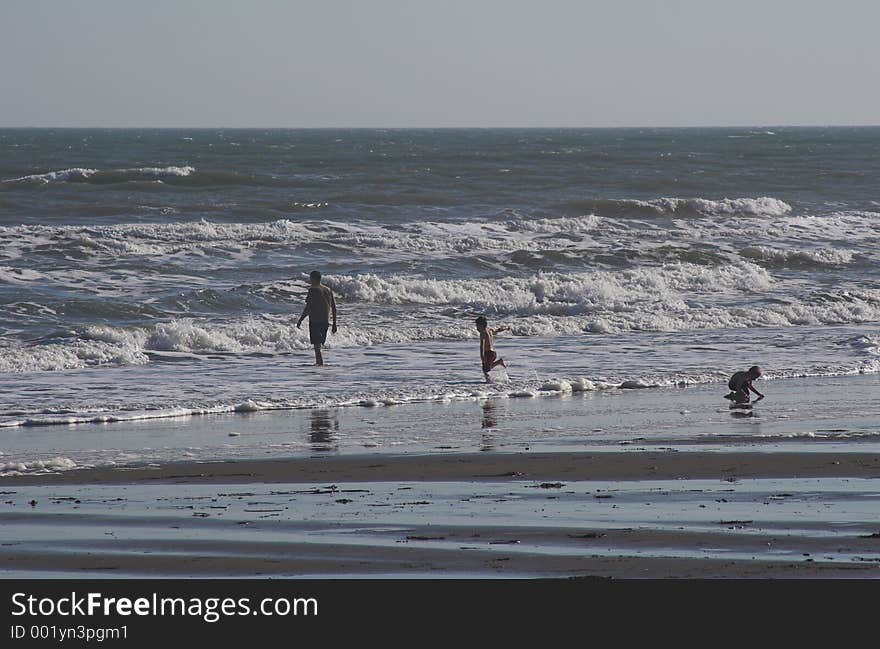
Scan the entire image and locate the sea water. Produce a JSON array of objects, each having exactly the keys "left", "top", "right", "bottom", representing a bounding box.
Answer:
[{"left": 2, "top": 128, "right": 879, "bottom": 470}]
